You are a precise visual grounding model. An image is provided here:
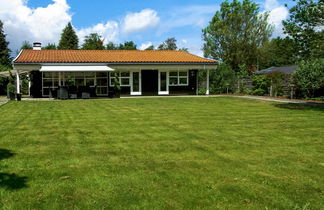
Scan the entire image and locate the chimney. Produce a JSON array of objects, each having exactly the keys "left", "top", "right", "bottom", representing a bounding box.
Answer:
[{"left": 33, "top": 42, "right": 42, "bottom": 50}]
